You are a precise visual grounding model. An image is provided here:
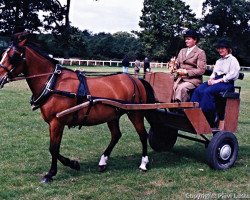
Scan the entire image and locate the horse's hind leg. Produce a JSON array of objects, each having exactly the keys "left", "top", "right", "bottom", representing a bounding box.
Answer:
[
  {"left": 127, "top": 111, "right": 149, "bottom": 171},
  {"left": 98, "top": 119, "right": 122, "bottom": 172}
]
